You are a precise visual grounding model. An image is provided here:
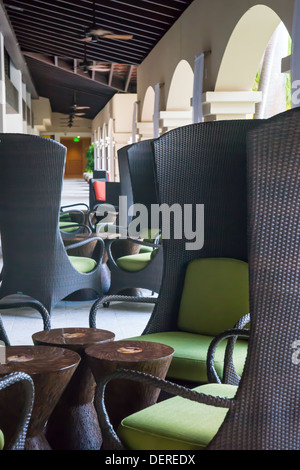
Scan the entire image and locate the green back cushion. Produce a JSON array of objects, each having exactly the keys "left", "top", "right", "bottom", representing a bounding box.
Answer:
[
  {"left": 0, "top": 430, "right": 4, "bottom": 450},
  {"left": 178, "top": 258, "right": 249, "bottom": 336}
]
